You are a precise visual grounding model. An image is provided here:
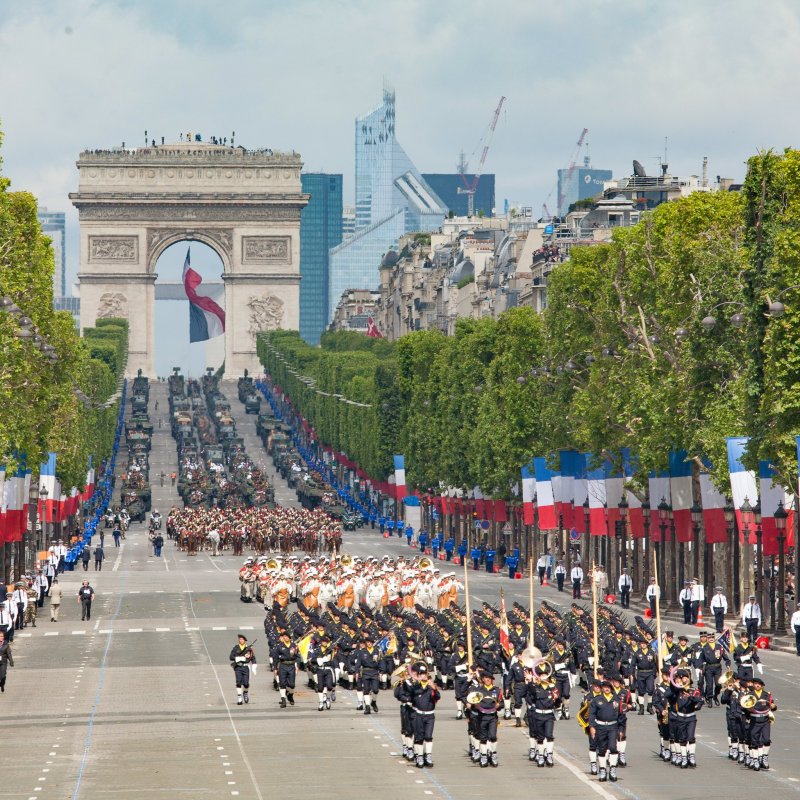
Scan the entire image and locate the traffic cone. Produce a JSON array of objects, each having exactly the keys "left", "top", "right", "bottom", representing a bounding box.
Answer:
[
  {"left": 696, "top": 605, "right": 705, "bottom": 628},
  {"left": 542, "top": 574, "right": 548, "bottom": 587}
]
